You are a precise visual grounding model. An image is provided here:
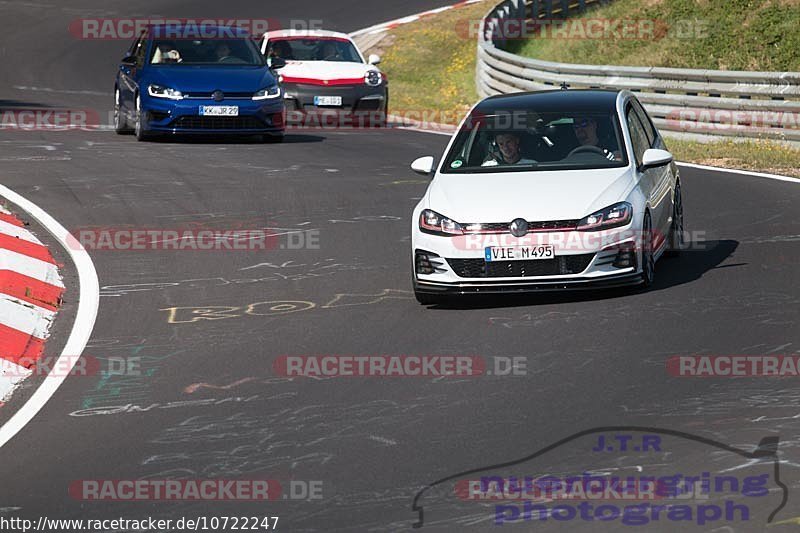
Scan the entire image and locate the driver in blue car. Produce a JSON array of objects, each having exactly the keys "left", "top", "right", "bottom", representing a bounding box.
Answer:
[
  {"left": 572, "top": 116, "right": 621, "bottom": 161},
  {"left": 482, "top": 131, "right": 537, "bottom": 166}
]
